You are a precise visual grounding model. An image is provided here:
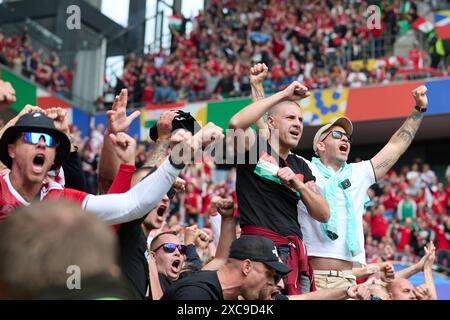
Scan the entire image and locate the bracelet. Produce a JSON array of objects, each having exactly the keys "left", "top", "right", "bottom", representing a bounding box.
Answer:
[
  {"left": 414, "top": 105, "right": 427, "bottom": 113},
  {"left": 169, "top": 155, "right": 186, "bottom": 169}
]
